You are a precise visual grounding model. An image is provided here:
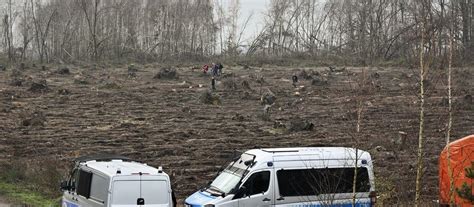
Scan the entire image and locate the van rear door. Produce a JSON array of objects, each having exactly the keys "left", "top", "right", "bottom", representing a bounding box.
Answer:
[{"left": 110, "top": 176, "right": 171, "bottom": 207}]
